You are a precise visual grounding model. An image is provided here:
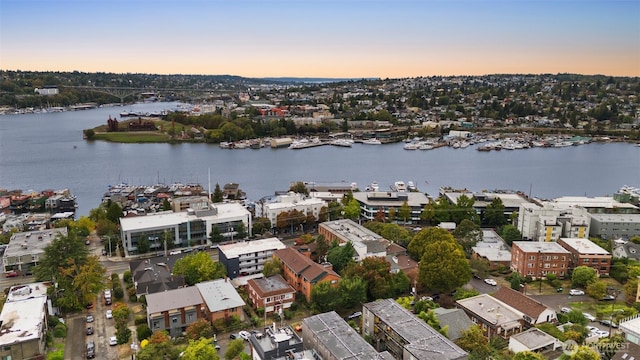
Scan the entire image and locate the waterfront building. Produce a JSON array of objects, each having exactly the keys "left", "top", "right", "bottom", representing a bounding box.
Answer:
[
  {"left": 352, "top": 191, "right": 429, "bottom": 224},
  {"left": 0, "top": 283, "right": 49, "bottom": 360},
  {"left": 510, "top": 241, "right": 570, "bottom": 279},
  {"left": 262, "top": 192, "right": 326, "bottom": 231},
  {"left": 3, "top": 228, "right": 67, "bottom": 274},
  {"left": 362, "top": 298, "right": 468, "bottom": 360},
  {"left": 246, "top": 275, "right": 296, "bottom": 316},
  {"left": 146, "top": 286, "right": 204, "bottom": 337},
  {"left": 318, "top": 219, "right": 388, "bottom": 261},
  {"left": 302, "top": 311, "right": 395, "bottom": 360},
  {"left": 548, "top": 196, "right": 639, "bottom": 214},
  {"left": 119, "top": 202, "right": 251, "bottom": 256},
  {"left": 557, "top": 237, "right": 611, "bottom": 275},
  {"left": 218, "top": 238, "right": 286, "bottom": 279},
  {"left": 441, "top": 190, "right": 531, "bottom": 223}
]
